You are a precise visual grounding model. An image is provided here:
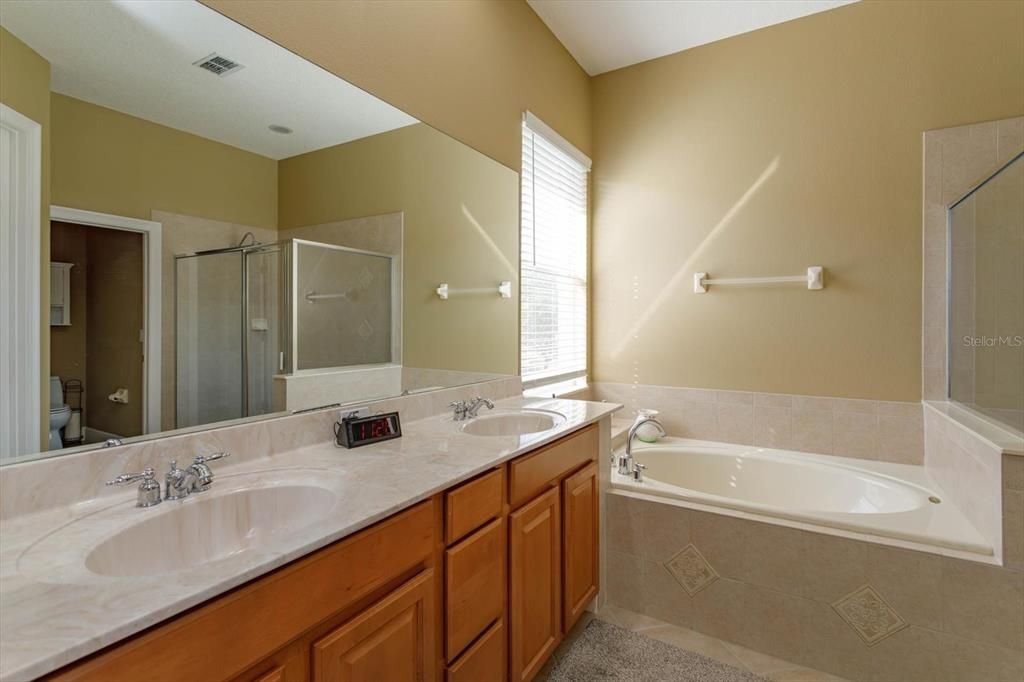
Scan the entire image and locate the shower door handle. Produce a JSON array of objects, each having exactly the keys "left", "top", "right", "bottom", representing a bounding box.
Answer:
[{"left": 278, "top": 352, "right": 285, "bottom": 372}]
